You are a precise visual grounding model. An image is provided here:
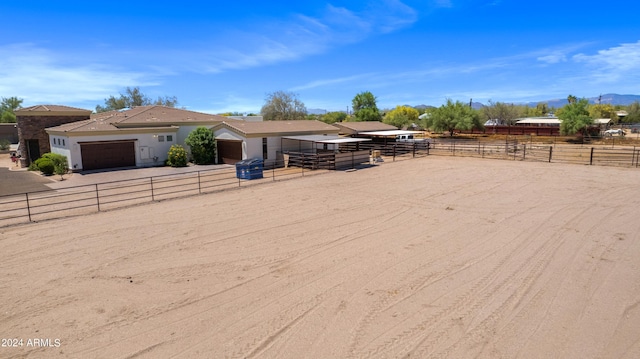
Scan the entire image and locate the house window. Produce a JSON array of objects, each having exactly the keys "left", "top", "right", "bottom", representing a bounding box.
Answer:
[
  {"left": 158, "top": 135, "right": 165, "bottom": 142},
  {"left": 262, "top": 138, "right": 268, "bottom": 159},
  {"left": 166, "top": 135, "right": 173, "bottom": 142},
  {"left": 62, "top": 139, "right": 65, "bottom": 146}
]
